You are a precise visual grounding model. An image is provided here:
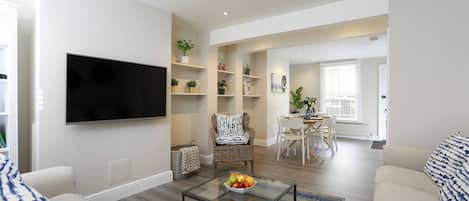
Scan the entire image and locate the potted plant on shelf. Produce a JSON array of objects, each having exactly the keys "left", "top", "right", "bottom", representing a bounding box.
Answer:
[
  {"left": 187, "top": 80, "right": 197, "bottom": 93},
  {"left": 177, "top": 40, "right": 195, "bottom": 64},
  {"left": 218, "top": 80, "right": 227, "bottom": 95},
  {"left": 303, "top": 96, "right": 317, "bottom": 117},
  {"left": 290, "top": 87, "right": 305, "bottom": 114},
  {"left": 171, "top": 78, "right": 179, "bottom": 93}
]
